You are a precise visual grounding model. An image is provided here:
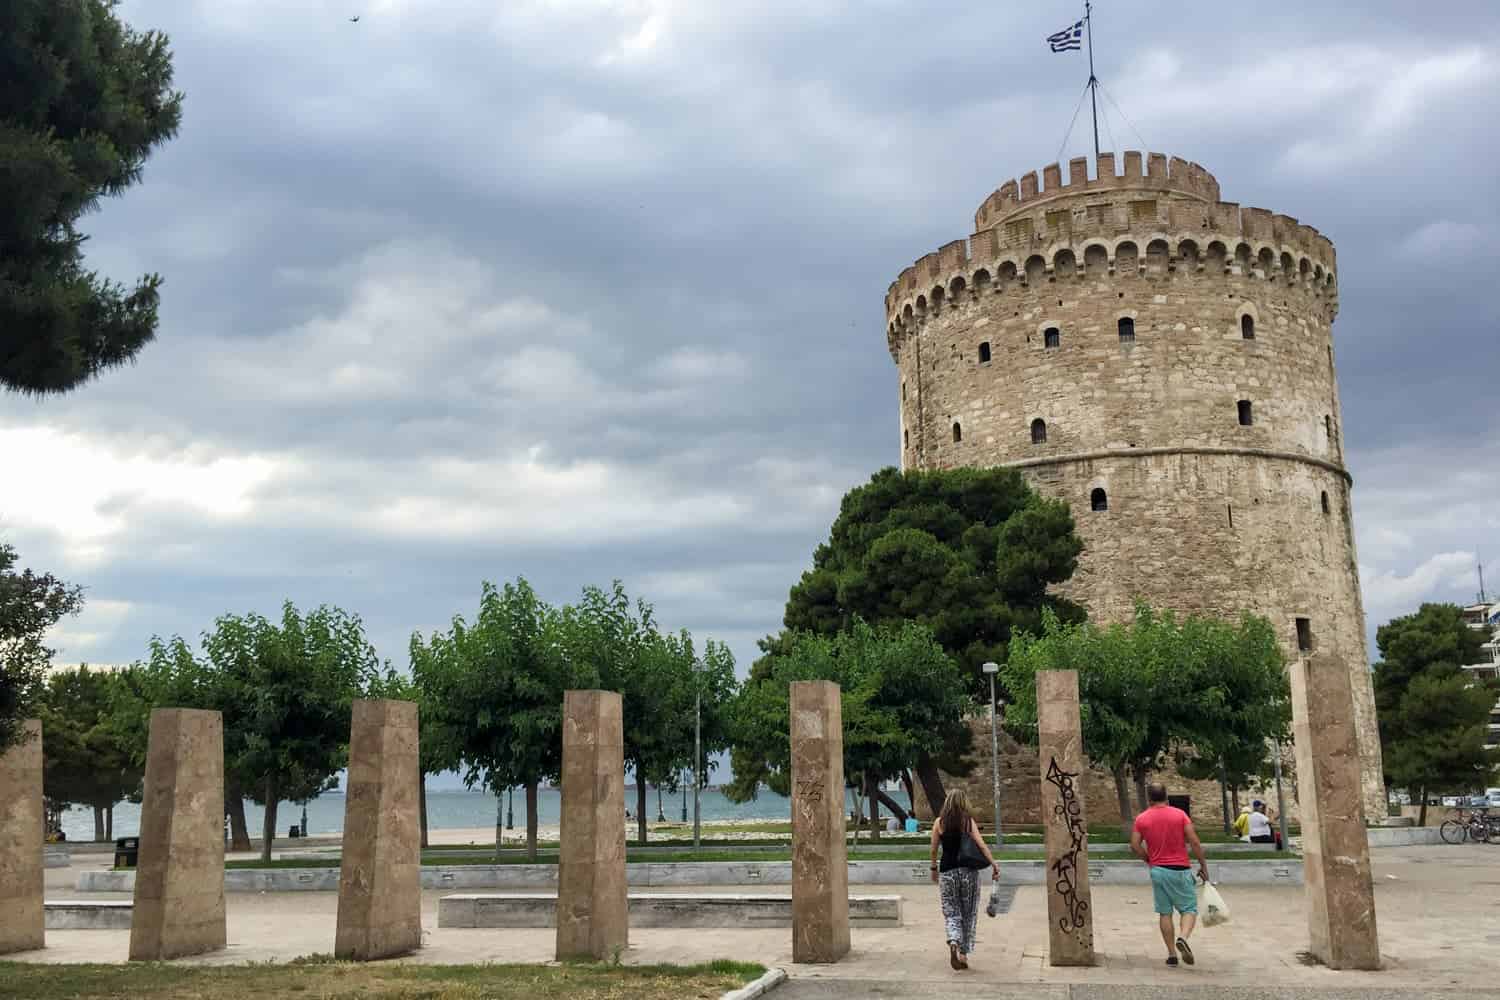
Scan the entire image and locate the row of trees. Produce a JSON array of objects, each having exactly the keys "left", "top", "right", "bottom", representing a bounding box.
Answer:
[{"left": 409, "top": 579, "right": 736, "bottom": 858}]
